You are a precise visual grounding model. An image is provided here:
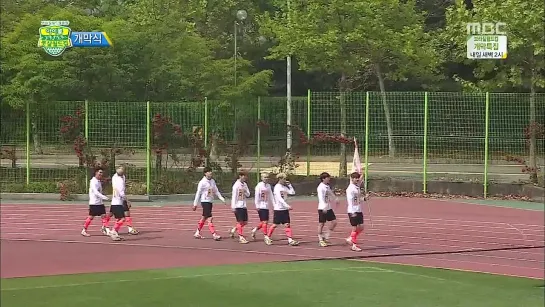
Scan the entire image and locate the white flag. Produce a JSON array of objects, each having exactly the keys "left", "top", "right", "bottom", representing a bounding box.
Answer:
[{"left": 352, "top": 137, "right": 362, "bottom": 175}]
